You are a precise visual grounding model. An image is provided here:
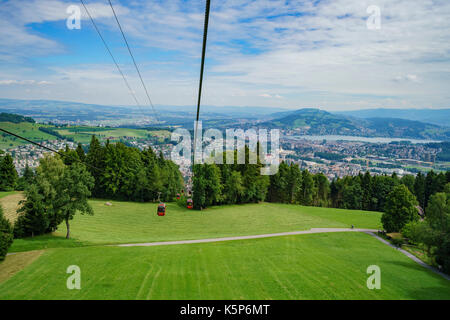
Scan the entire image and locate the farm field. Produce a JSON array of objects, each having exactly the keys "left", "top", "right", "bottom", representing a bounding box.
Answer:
[
  {"left": 9, "top": 201, "right": 383, "bottom": 252},
  {"left": 52, "top": 126, "right": 171, "bottom": 144},
  {"left": 1, "top": 232, "right": 449, "bottom": 300},
  {"left": 0, "top": 122, "right": 56, "bottom": 149}
]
